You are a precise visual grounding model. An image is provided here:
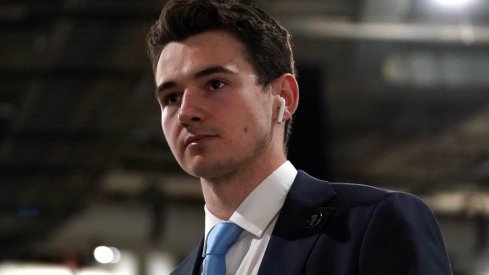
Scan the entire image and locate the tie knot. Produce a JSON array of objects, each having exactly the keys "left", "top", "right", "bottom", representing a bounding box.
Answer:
[{"left": 206, "top": 221, "right": 243, "bottom": 256}]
